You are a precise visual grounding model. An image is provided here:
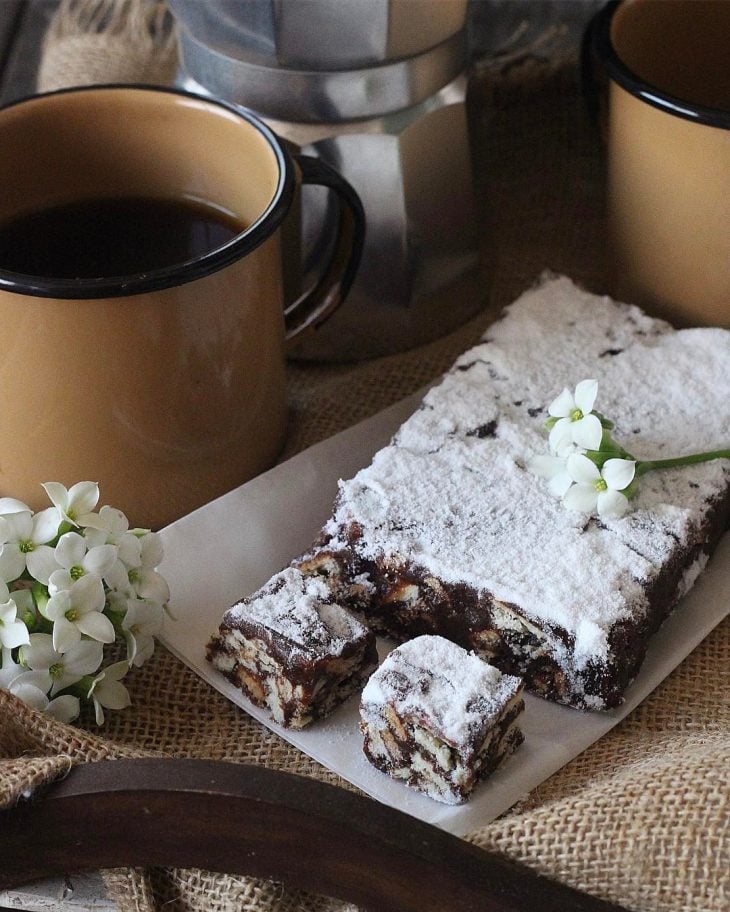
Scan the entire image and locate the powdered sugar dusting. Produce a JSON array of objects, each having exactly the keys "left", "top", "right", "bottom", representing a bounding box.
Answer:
[
  {"left": 361, "top": 635, "right": 522, "bottom": 750},
  {"left": 328, "top": 277, "right": 730, "bottom": 666},
  {"left": 225, "top": 567, "right": 368, "bottom": 657}
]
